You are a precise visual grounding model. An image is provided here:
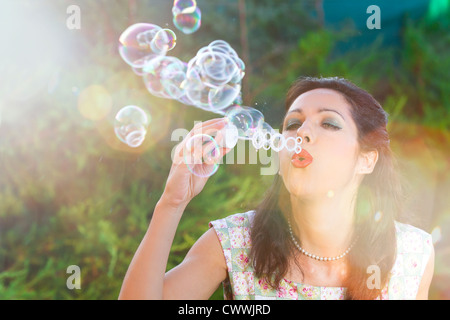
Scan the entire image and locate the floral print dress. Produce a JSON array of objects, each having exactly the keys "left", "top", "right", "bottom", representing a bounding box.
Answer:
[{"left": 209, "top": 211, "right": 433, "bottom": 300}]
